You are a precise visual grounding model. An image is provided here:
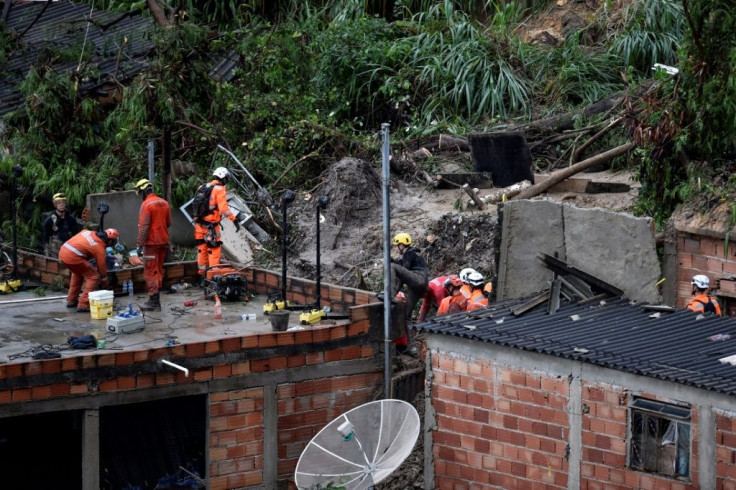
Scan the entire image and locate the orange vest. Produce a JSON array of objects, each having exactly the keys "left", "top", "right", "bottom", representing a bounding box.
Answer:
[
  {"left": 466, "top": 289, "right": 489, "bottom": 311},
  {"left": 437, "top": 292, "right": 467, "bottom": 315},
  {"left": 201, "top": 180, "right": 236, "bottom": 224}
]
